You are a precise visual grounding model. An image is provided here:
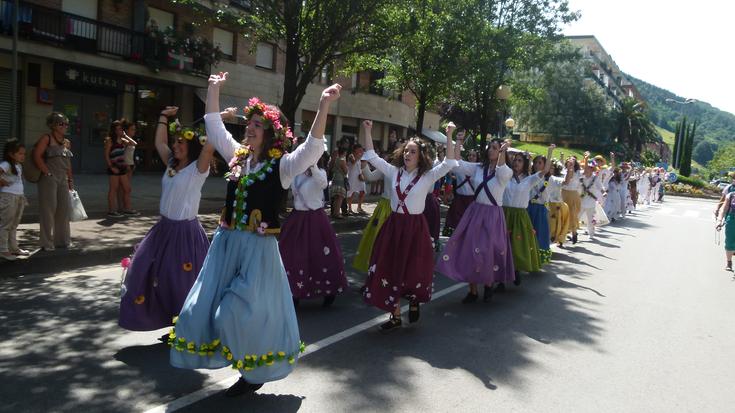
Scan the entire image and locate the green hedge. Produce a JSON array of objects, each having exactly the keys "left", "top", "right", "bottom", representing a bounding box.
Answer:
[{"left": 675, "top": 175, "right": 706, "bottom": 188}]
